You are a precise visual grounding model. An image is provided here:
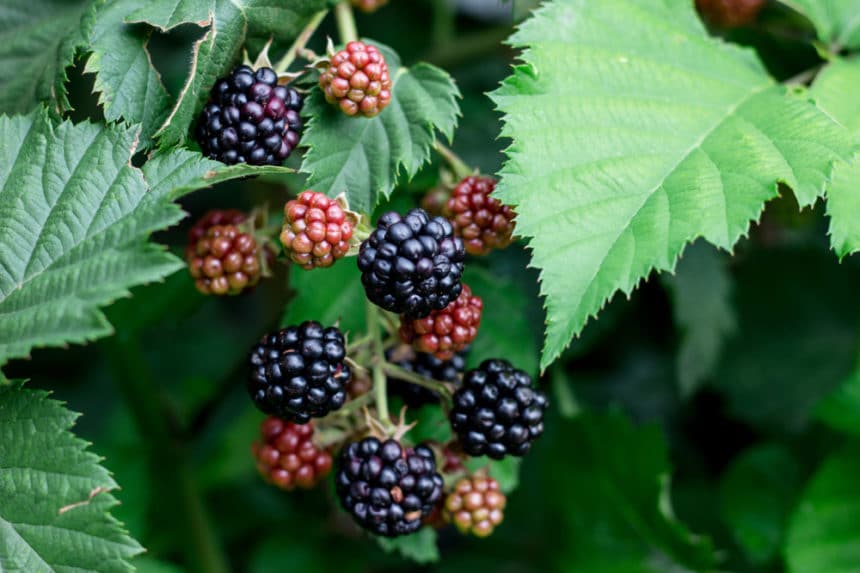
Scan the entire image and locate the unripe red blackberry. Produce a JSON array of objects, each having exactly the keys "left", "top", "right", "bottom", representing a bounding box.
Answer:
[
  {"left": 443, "top": 476, "right": 506, "bottom": 537},
  {"left": 187, "top": 221, "right": 262, "bottom": 295},
  {"left": 446, "top": 176, "right": 516, "bottom": 256},
  {"left": 195, "top": 65, "right": 303, "bottom": 165},
  {"left": 319, "top": 41, "right": 392, "bottom": 118},
  {"left": 450, "top": 359, "right": 548, "bottom": 460},
  {"left": 186, "top": 209, "right": 247, "bottom": 255},
  {"left": 350, "top": 0, "right": 389, "bottom": 13},
  {"left": 695, "top": 0, "right": 766, "bottom": 27},
  {"left": 253, "top": 417, "right": 332, "bottom": 490},
  {"left": 247, "top": 322, "right": 350, "bottom": 423},
  {"left": 280, "top": 191, "right": 355, "bottom": 270},
  {"left": 399, "top": 285, "right": 482, "bottom": 360},
  {"left": 336, "top": 437, "right": 444, "bottom": 537}
]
